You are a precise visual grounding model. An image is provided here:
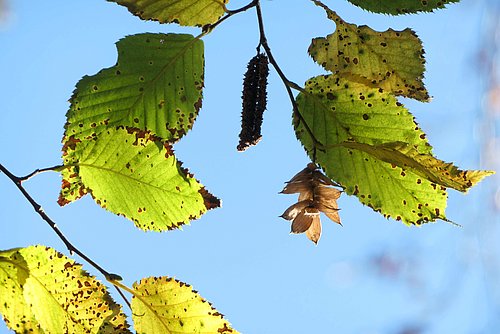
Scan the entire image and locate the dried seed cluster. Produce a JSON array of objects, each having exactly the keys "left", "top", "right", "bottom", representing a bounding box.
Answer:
[
  {"left": 280, "top": 163, "right": 342, "bottom": 244},
  {"left": 237, "top": 53, "right": 269, "bottom": 151}
]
